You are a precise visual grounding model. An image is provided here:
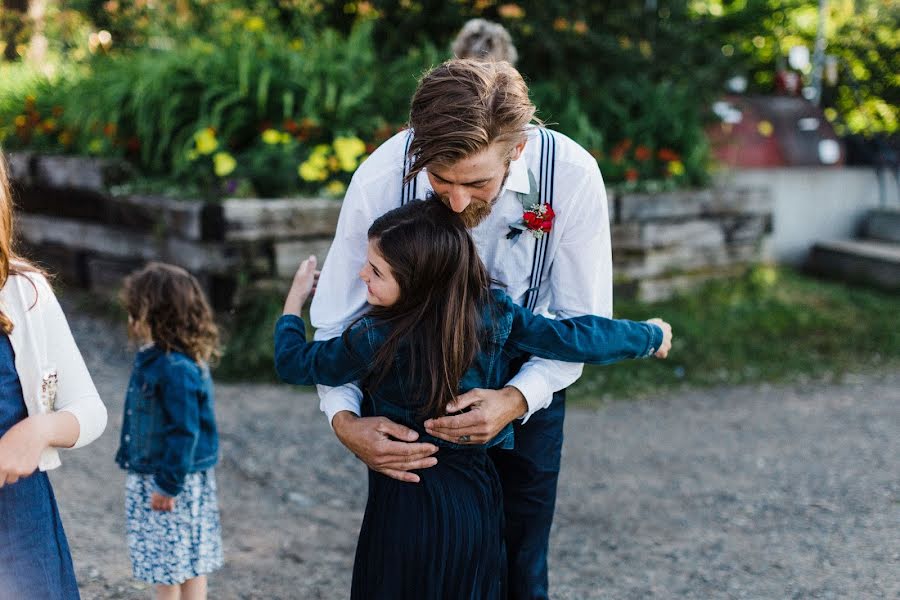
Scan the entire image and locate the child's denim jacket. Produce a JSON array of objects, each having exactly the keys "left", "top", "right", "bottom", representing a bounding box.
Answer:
[
  {"left": 274, "top": 289, "right": 663, "bottom": 450},
  {"left": 115, "top": 346, "right": 218, "bottom": 496}
]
